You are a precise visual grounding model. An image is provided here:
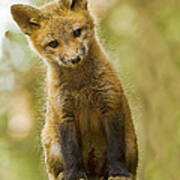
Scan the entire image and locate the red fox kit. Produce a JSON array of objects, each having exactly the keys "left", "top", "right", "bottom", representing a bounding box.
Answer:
[{"left": 11, "top": 0, "right": 138, "bottom": 180}]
